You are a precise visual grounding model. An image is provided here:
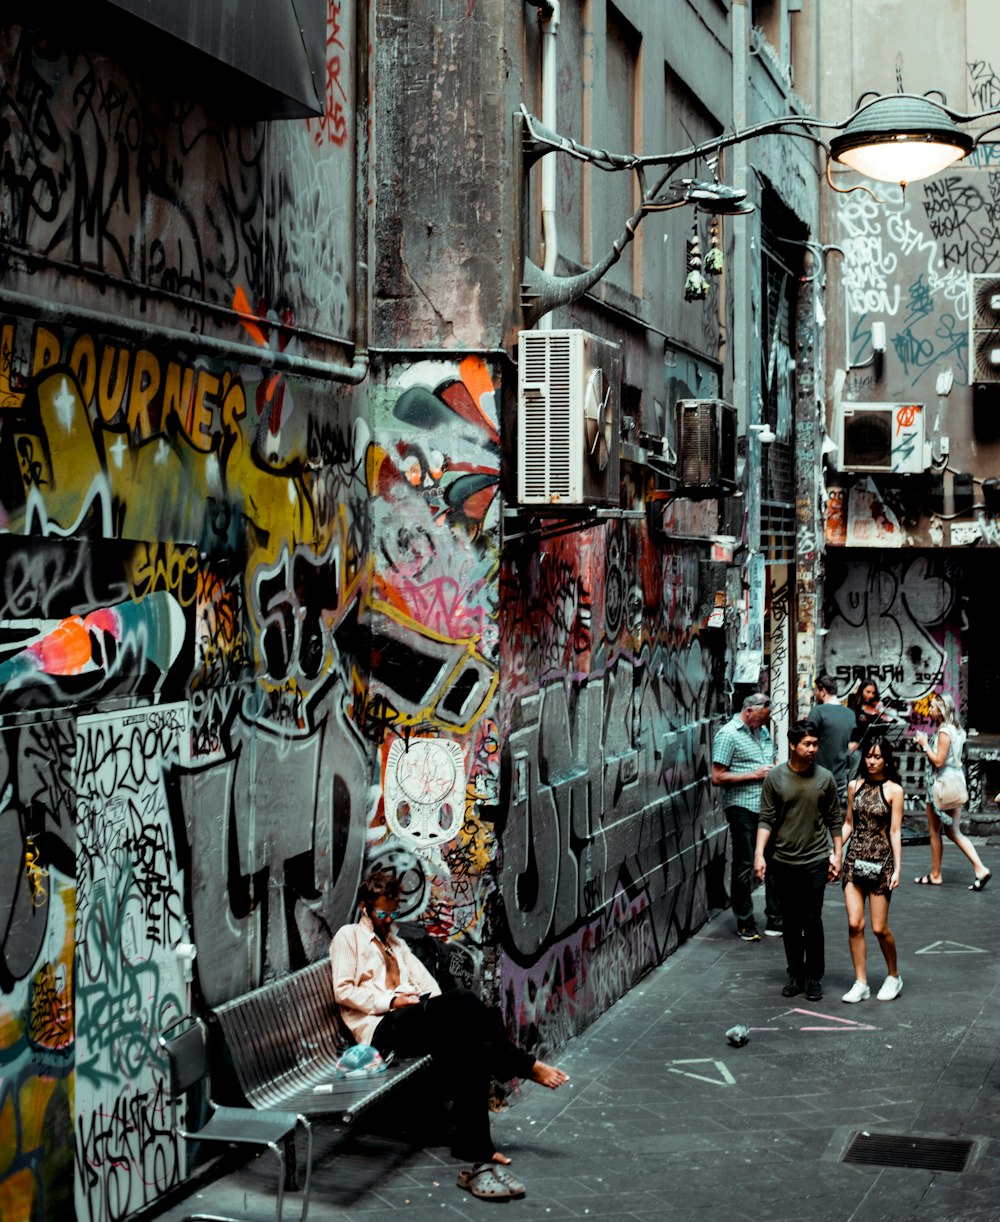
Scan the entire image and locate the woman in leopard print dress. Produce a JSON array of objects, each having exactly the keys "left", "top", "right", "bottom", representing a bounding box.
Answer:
[{"left": 840, "top": 739, "right": 904, "bottom": 1004}]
